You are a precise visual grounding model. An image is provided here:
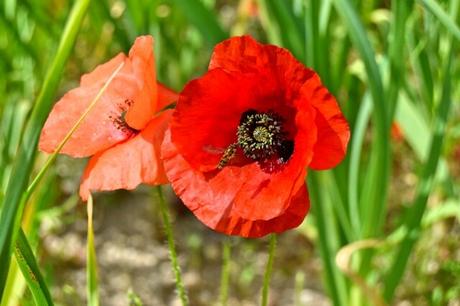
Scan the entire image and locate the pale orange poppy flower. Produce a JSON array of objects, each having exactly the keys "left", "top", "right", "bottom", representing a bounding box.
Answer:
[{"left": 39, "top": 35, "right": 177, "bottom": 200}]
